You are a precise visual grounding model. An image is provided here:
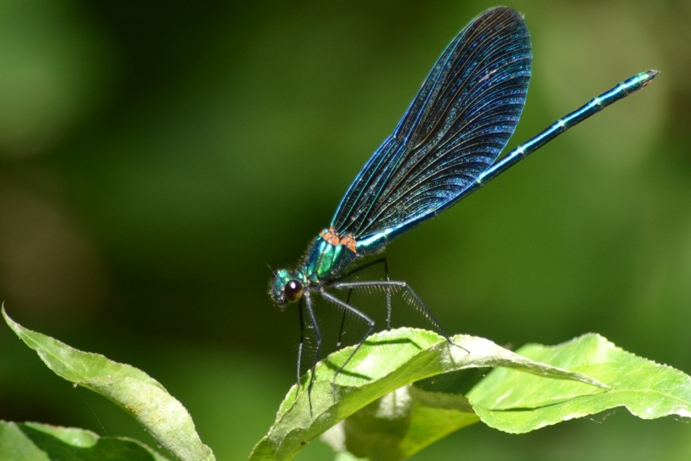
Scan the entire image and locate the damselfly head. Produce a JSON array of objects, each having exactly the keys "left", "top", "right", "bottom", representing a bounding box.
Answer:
[{"left": 270, "top": 268, "right": 304, "bottom": 308}]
